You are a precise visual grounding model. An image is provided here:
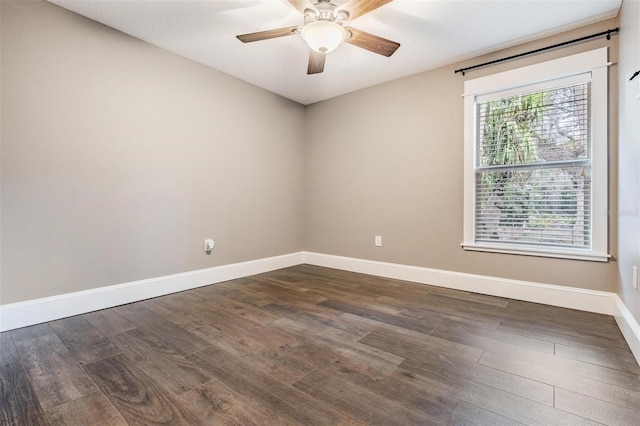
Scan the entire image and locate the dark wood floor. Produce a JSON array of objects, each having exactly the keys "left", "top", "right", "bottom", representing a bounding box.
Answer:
[{"left": 1, "top": 265, "right": 639, "bottom": 425}]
